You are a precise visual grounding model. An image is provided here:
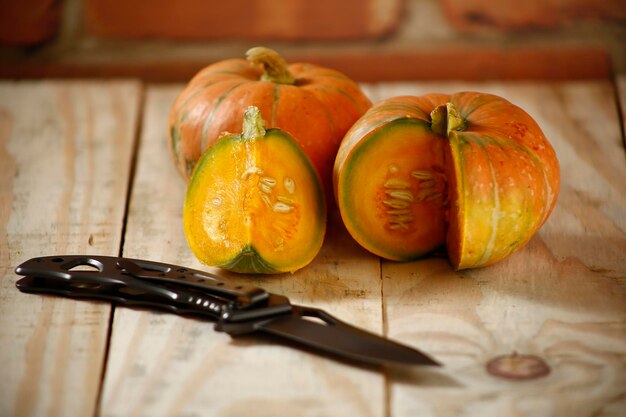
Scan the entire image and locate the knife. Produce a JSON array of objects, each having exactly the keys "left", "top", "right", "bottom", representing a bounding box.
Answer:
[{"left": 15, "top": 255, "right": 440, "bottom": 368}]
